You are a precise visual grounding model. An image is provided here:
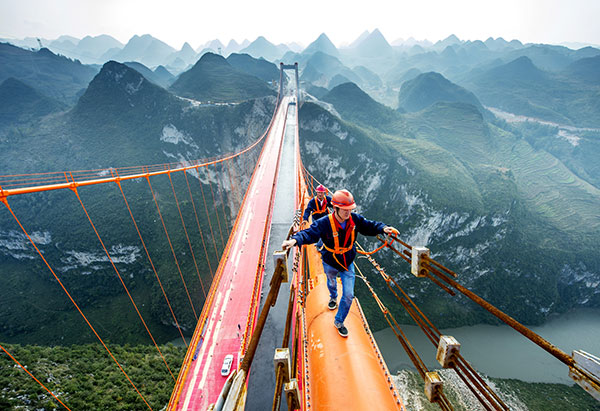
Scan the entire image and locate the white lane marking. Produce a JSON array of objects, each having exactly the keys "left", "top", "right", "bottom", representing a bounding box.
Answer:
[
  {"left": 198, "top": 284, "right": 234, "bottom": 389},
  {"left": 181, "top": 290, "right": 223, "bottom": 409}
]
